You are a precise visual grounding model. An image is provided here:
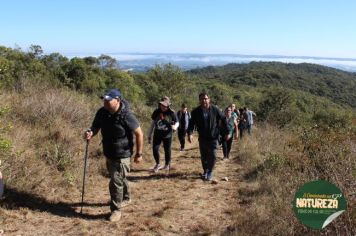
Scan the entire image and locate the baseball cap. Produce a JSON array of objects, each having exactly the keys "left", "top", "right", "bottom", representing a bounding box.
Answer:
[{"left": 101, "top": 89, "right": 121, "bottom": 101}]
